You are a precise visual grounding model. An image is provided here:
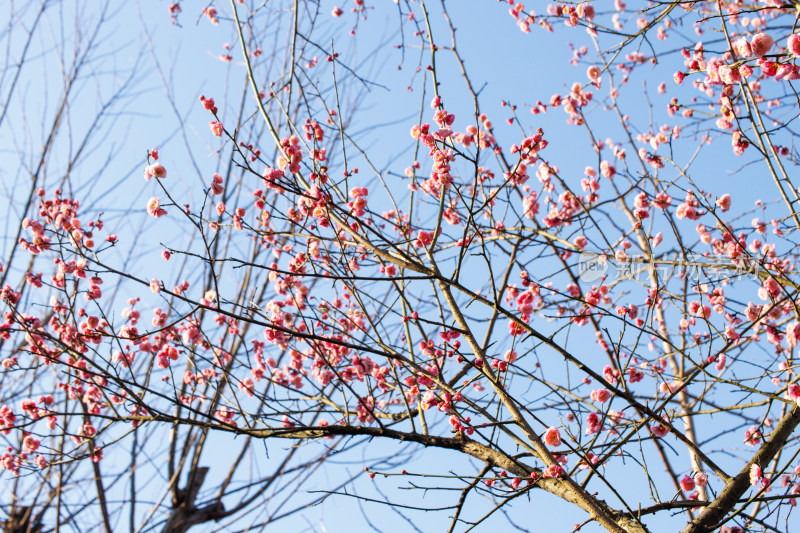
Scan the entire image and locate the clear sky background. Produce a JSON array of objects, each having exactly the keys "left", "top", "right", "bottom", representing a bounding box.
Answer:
[{"left": 2, "top": 1, "right": 797, "bottom": 532}]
